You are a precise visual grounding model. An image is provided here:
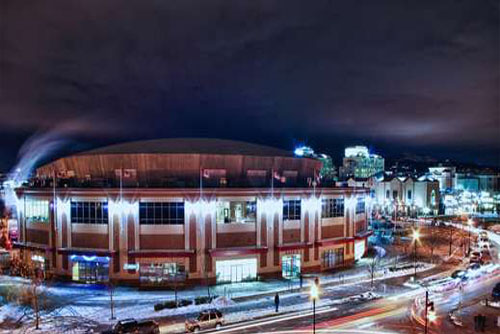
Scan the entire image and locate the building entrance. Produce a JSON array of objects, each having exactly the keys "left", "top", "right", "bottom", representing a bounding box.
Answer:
[{"left": 215, "top": 258, "right": 257, "bottom": 283}]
